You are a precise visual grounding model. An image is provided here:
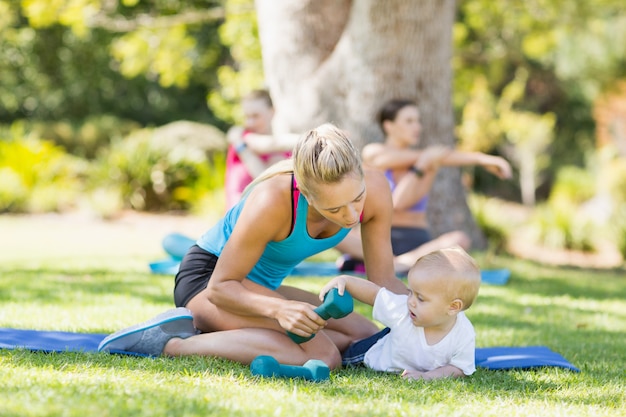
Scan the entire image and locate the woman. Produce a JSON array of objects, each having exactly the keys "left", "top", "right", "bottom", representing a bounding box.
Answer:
[
  {"left": 336, "top": 98, "right": 512, "bottom": 274},
  {"left": 99, "top": 123, "right": 407, "bottom": 370},
  {"left": 225, "top": 89, "right": 290, "bottom": 210}
]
